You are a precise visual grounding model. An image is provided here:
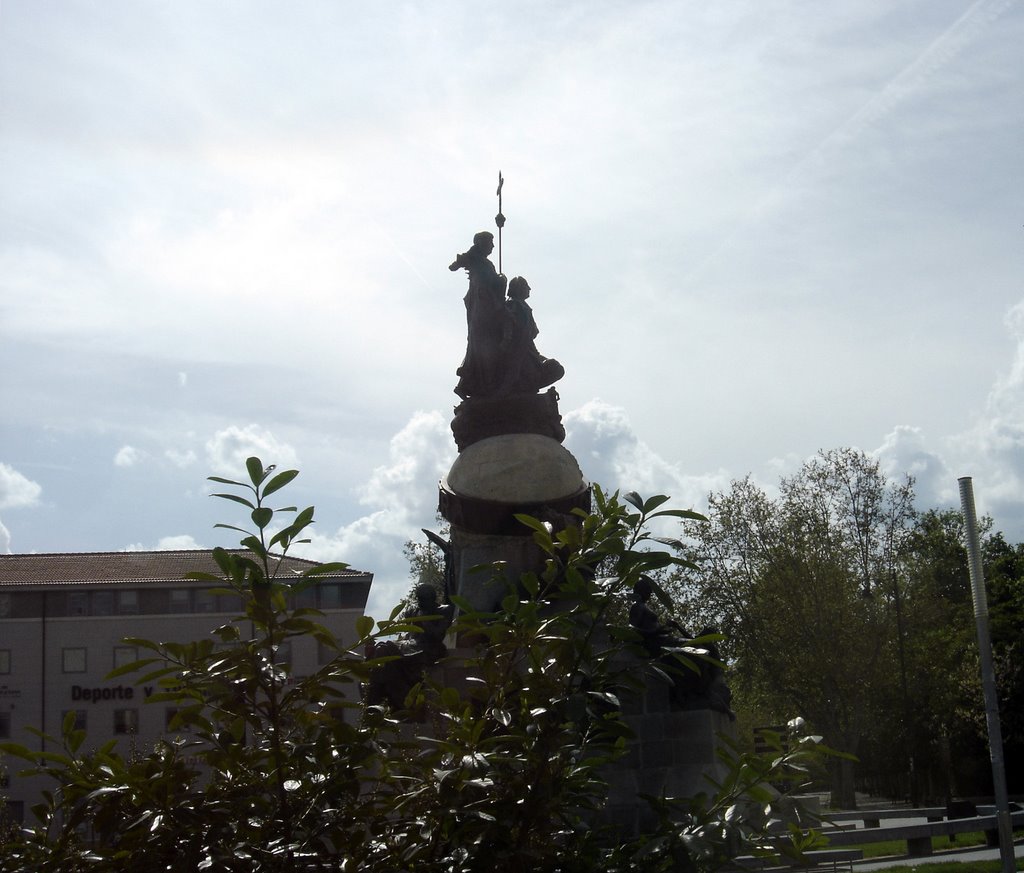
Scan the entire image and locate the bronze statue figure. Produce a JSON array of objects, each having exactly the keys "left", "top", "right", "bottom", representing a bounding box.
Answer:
[
  {"left": 500, "top": 277, "right": 564, "bottom": 395},
  {"left": 449, "top": 233, "right": 563, "bottom": 401},
  {"left": 629, "top": 576, "right": 734, "bottom": 719},
  {"left": 363, "top": 583, "right": 455, "bottom": 715},
  {"left": 451, "top": 231, "right": 508, "bottom": 400}
]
